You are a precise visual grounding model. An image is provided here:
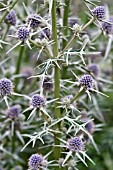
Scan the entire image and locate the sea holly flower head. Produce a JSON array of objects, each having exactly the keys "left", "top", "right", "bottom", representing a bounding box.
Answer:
[
  {"left": 102, "top": 16, "right": 113, "bottom": 34},
  {"left": 61, "top": 95, "right": 76, "bottom": 107},
  {"left": 6, "top": 26, "right": 30, "bottom": 54},
  {"left": 40, "top": 28, "right": 51, "bottom": 40},
  {"left": 87, "top": 64, "right": 99, "bottom": 76},
  {"left": 28, "top": 154, "right": 47, "bottom": 170},
  {"left": 81, "top": 118, "right": 95, "bottom": 134},
  {"left": 5, "top": 10, "right": 16, "bottom": 25},
  {"left": 6, "top": 105, "right": 21, "bottom": 119},
  {"left": 79, "top": 74, "right": 94, "bottom": 90},
  {"left": 31, "top": 94, "right": 45, "bottom": 108},
  {"left": 0, "top": 78, "right": 13, "bottom": 96},
  {"left": 17, "top": 27, "right": 29, "bottom": 41},
  {"left": 92, "top": 6, "right": 106, "bottom": 20},
  {"left": 67, "top": 137, "right": 84, "bottom": 152},
  {"left": 27, "top": 14, "right": 41, "bottom": 29},
  {"left": 42, "top": 77, "right": 53, "bottom": 91}
]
